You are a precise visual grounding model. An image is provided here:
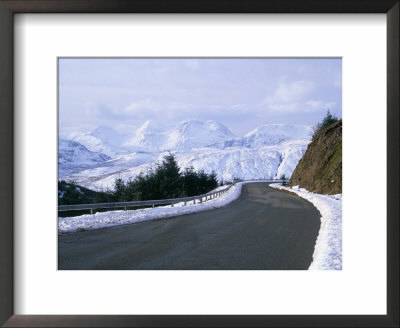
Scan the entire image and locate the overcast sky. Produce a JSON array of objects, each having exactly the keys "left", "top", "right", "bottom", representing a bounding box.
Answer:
[{"left": 59, "top": 58, "right": 341, "bottom": 136}]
